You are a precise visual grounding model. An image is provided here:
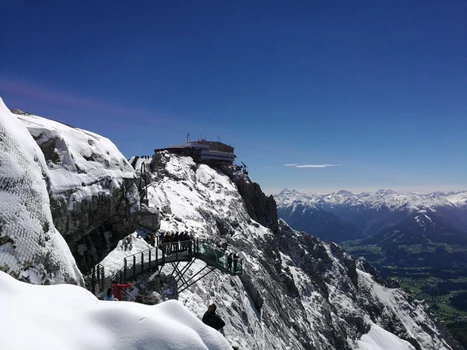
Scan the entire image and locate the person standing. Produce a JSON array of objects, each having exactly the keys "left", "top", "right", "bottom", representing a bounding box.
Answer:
[
  {"left": 233, "top": 253, "right": 239, "bottom": 272},
  {"left": 202, "top": 304, "right": 225, "bottom": 331},
  {"left": 104, "top": 288, "right": 114, "bottom": 301},
  {"left": 227, "top": 253, "right": 233, "bottom": 272},
  {"left": 111, "top": 280, "right": 132, "bottom": 301}
]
